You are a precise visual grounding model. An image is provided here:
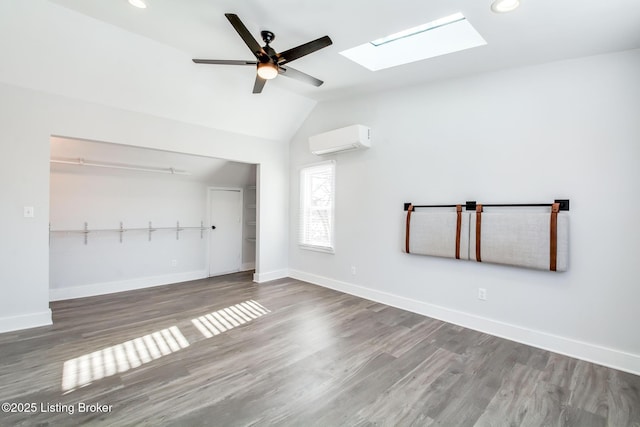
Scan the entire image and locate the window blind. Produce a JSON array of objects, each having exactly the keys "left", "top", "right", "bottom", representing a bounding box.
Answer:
[{"left": 299, "top": 161, "right": 335, "bottom": 253}]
